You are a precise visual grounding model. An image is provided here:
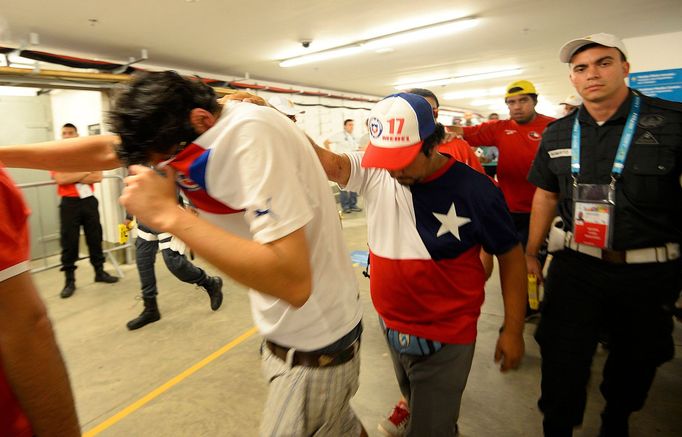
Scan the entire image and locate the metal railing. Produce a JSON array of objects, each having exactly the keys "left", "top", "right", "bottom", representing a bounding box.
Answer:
[{"left": 17, "top": 174, "right": 132, "bottom": 276}]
